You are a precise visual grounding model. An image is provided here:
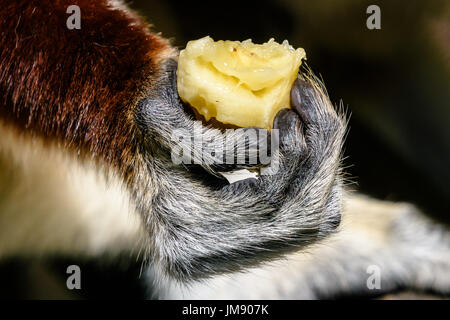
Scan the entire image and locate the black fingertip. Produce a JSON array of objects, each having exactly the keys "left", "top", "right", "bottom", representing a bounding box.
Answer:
[
  {"left": 273, "top": 109, "right": 299, "bottom": 132},
  {"left": 291, "top": 78, "right": 317, "bottom": 124},
  {"left": 273, "top": 109, "right": 294, "bottom": 129}
]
